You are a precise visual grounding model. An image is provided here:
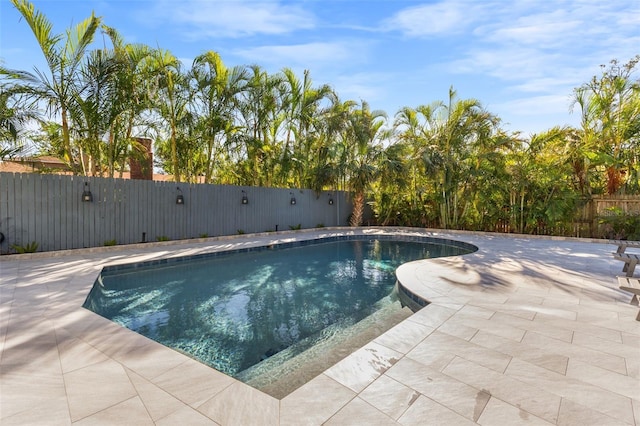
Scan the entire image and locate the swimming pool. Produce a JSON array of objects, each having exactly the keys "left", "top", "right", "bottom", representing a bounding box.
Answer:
[{"left": 83, "top": 235, "right": 475, "bottom": 395}]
